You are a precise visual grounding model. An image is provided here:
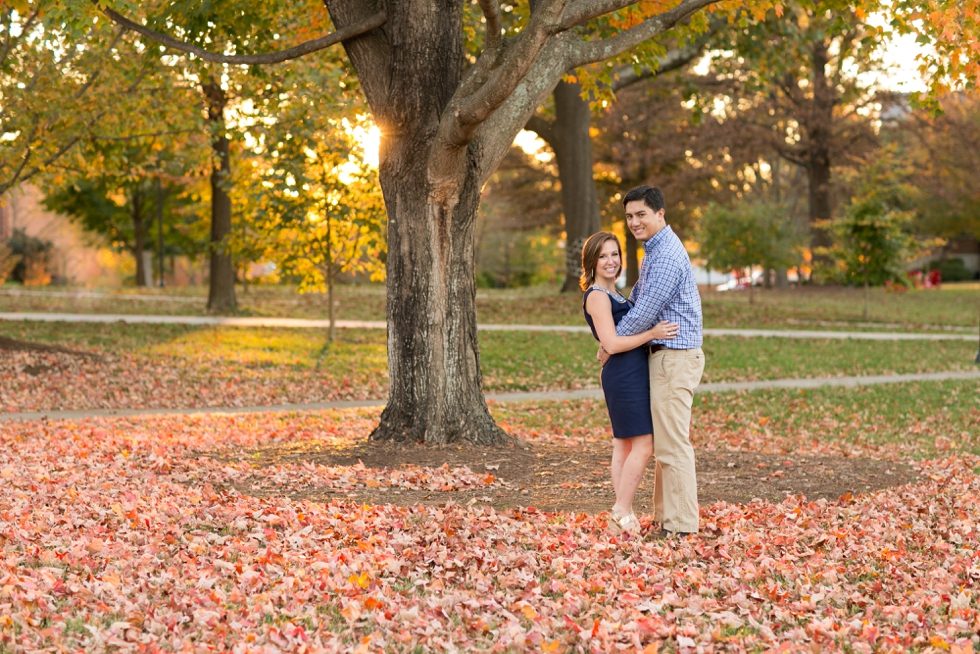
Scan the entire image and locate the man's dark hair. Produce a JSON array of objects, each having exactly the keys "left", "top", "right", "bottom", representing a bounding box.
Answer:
[{"left": 622, "top": 185, "right": 665, "bottom": 212}]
